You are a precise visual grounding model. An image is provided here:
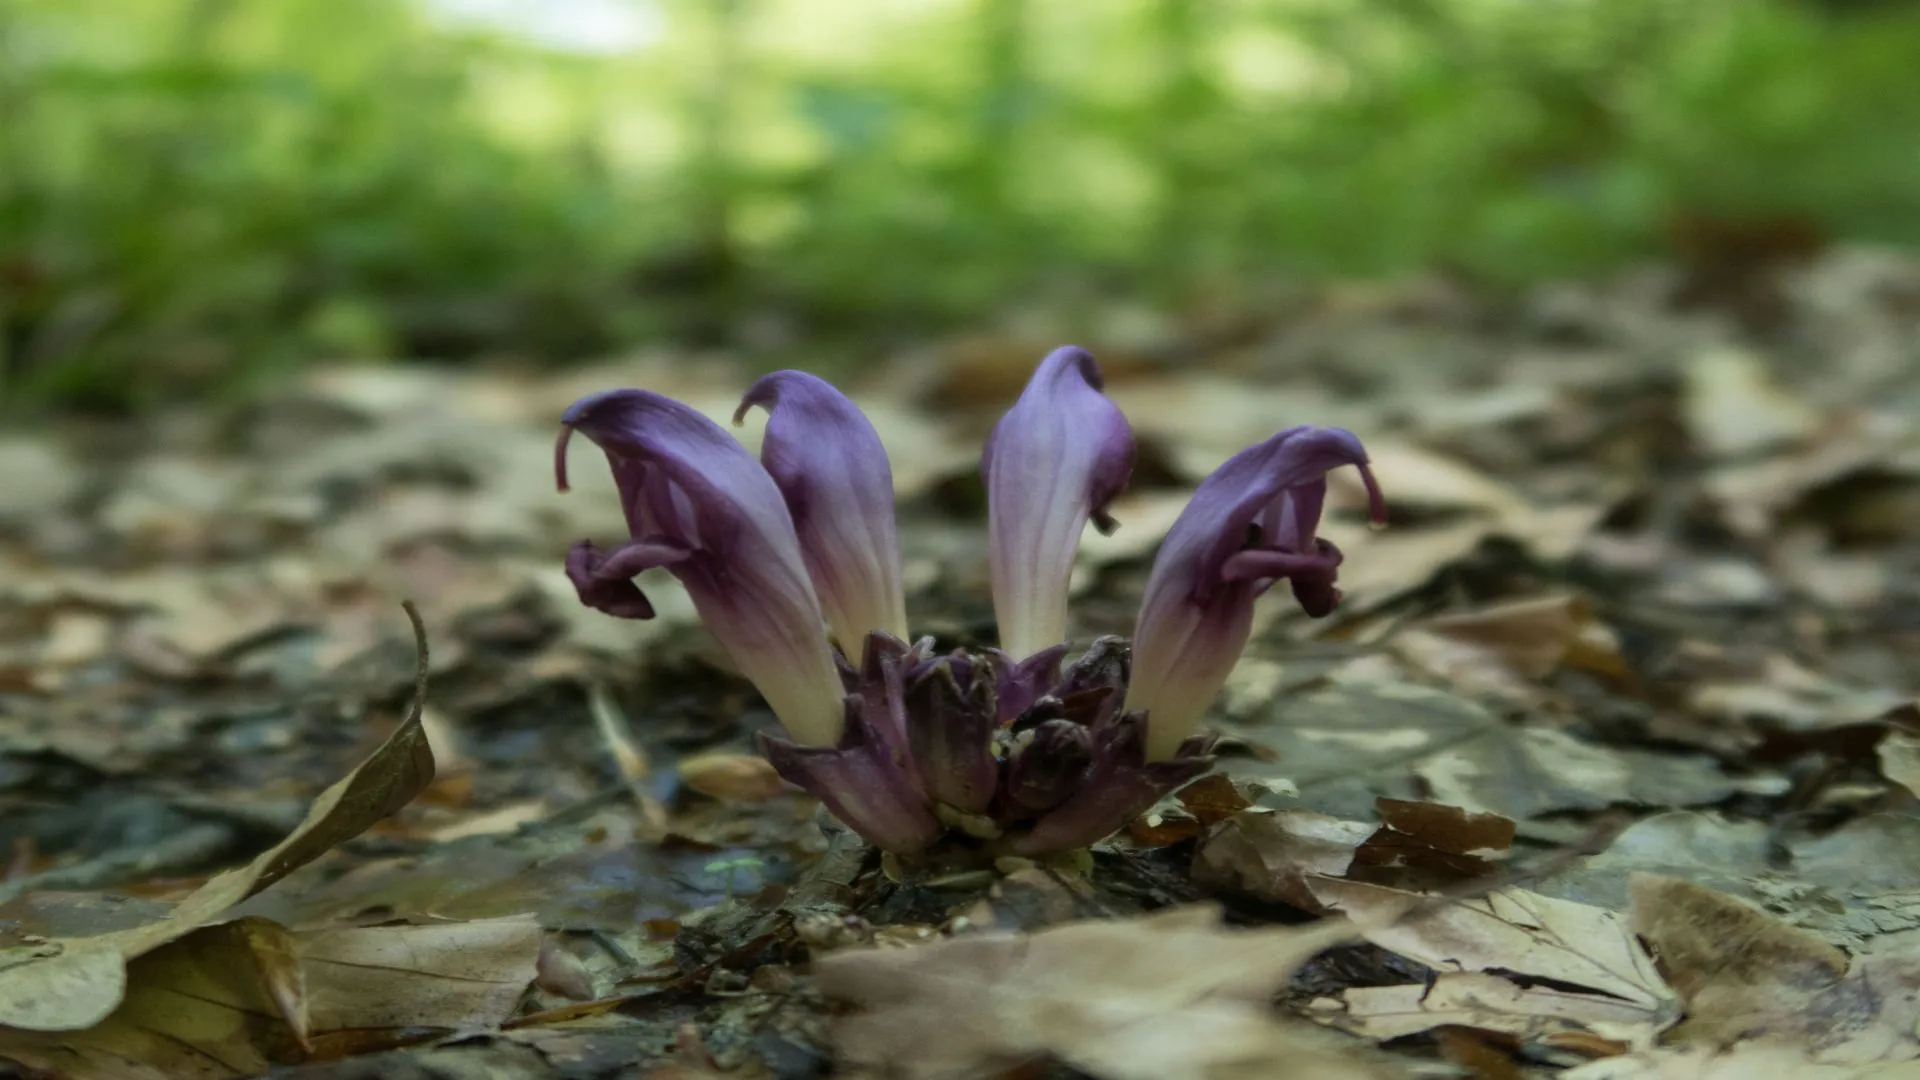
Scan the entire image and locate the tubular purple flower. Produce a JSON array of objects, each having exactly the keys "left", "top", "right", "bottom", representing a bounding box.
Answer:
[
  {"left": 983, "top": 346, "right": 1136, "bottom": 659},
  {"left": 556, "top": 389, "right": 847, "bottom": 746},
  {"left": 1127, "top": 427, "right": 1387, "bottom": 761},
  {"left": 735, "top": 372, "right": 909, "bottom": 649}
]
